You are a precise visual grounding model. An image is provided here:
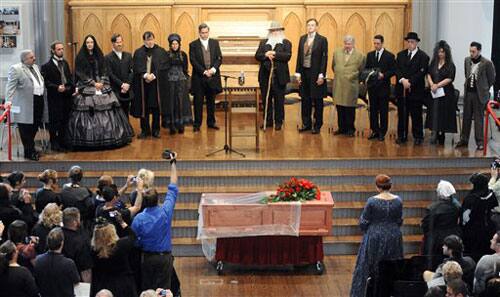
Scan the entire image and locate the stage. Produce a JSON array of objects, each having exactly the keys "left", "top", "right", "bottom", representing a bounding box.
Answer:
[{"left": 3, "top": 103, "right": 493, "bottom": 162}]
